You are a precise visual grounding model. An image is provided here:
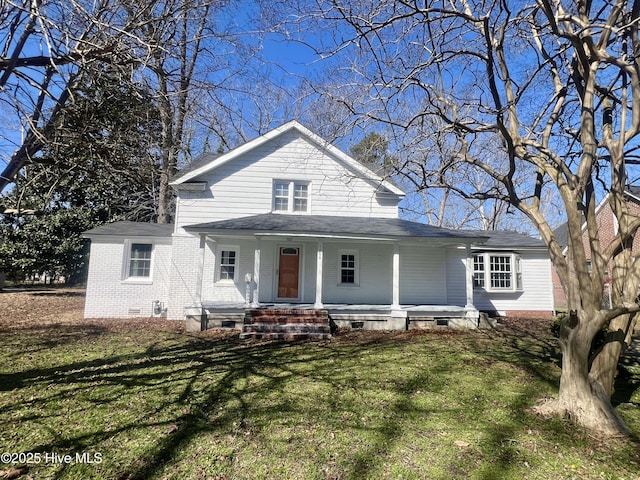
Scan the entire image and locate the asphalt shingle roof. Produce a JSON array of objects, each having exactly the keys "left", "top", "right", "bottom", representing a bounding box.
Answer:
[
  {"left": 184, "top": 213, "right": 508, "bottom": 244},
  {"left": 84, "top": 221, "right": 174, "bottom": 237},
  {"left": 185, "top": 213, "right": 483, "bottom": 240},
  {"left": 82, "top": 216, "right": 546, "bottom": 248},
  {"left": 474, "top": 230, "right": 546, "bottom": 248}
]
